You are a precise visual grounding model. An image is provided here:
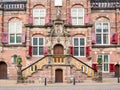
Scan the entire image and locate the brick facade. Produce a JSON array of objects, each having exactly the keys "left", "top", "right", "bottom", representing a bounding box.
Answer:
[{"left": 0, "top": 0, "right": 120, "bottom": 82}]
